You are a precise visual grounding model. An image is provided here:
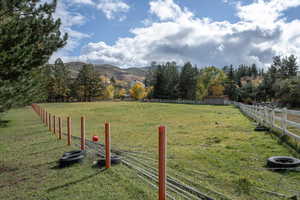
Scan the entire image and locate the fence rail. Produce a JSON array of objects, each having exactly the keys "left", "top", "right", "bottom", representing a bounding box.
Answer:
[
  {"left": 143, "top": 98, "right": 231, "bottom": 105},
  {"left": 233, "top": 102, "right": 300, "bottom": 143}
]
